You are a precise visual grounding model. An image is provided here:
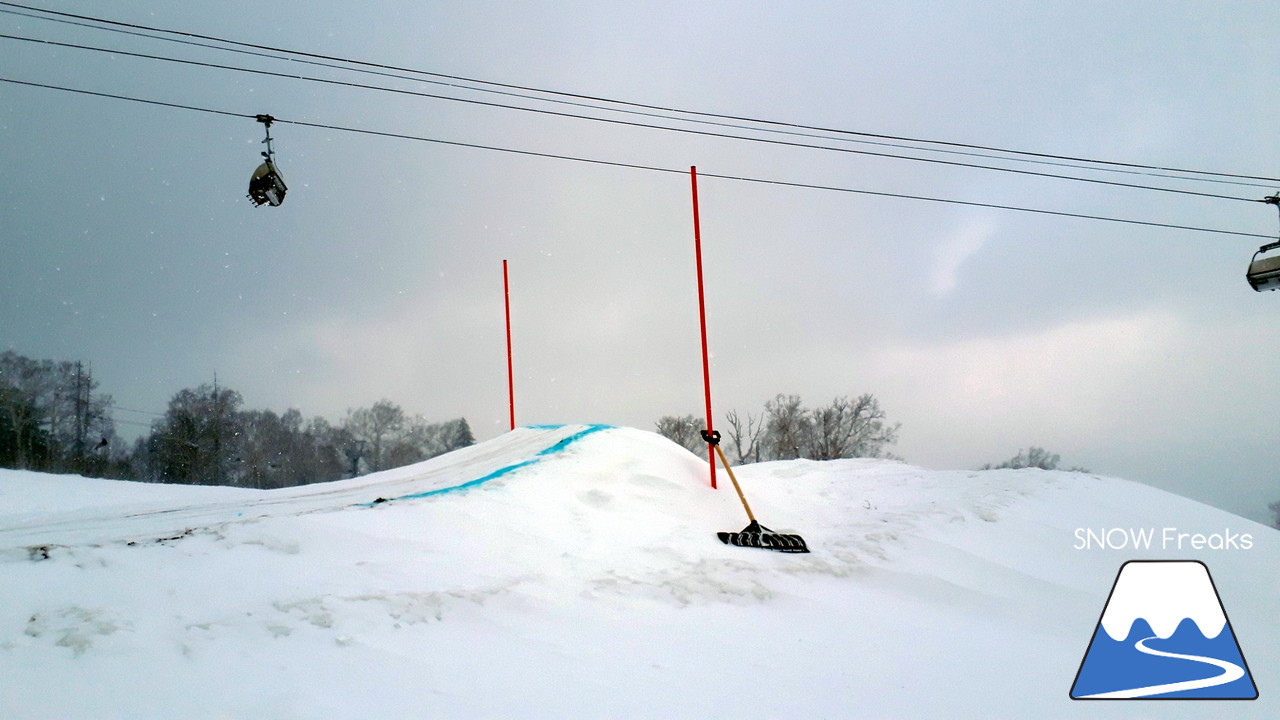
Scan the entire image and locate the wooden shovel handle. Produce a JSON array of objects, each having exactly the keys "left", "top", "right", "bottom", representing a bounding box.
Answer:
[{"left": 711, "top": 443, "right": 756, "bottom": 523}]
